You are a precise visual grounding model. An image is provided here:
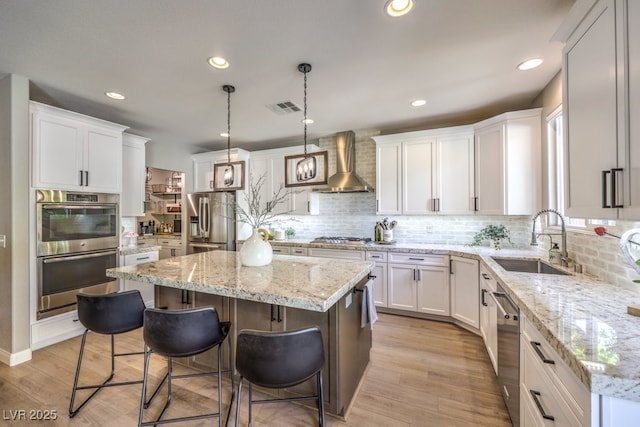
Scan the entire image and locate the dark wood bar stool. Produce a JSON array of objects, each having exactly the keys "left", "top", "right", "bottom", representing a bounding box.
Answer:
[
  {"left": 139, "top": 306, "right": 233, "bottom": 427},
  {"left": 235, "top": 326, "right": 325, "bottom": 427},
  {"left": 69, "top": 290, "right": 166, "bottom": 418}
]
